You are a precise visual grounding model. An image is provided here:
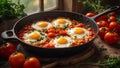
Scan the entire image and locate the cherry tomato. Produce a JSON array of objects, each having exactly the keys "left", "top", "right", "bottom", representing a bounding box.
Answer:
[
  {"left": 8, "top": 52, "right": 25, "bottom": 68},
  {"left": 86, "top": 12, "right": 95, "bottom": 17},
  {"left": 43, "top": 43, "right": 55, "bottom": 48},
  {"left": 108, "top": 12, "right": 116, "bottom": 16},
  {"left": 89, "top": 31, "right": 95, "bottom": 36},
  {"left": 59, "top": 30, "right": 68, "bottom": 36},
  {"left": 104, "top": 32, "right": 119, "bottom": 44},
  {"left": 109, "top": 21, "right": 119, "bottom": 31},
  {"left": 0, "top": 42, "right": 16, "bottom": 59},
  {"left": 95, "top": 15, "right": 108, "bottom": 22},
  {"left": 24, "top": 57, "right": 41, "bottom": 68},
  {"left": 47, "top": 28, "right": 56, "bottom": 33},
  {"left": 87, "top": 27, "right": 93, "bottom": 31},
  {"left": 76, "top": 23, "right": 85, "bottom": 27},
  {"left": 55, "top": 28, "right": 62, "bottom": 33},
  {"left": 47, "top": 32, "right": 57, "bottom": 38},
  {"left": 98, "top": 27, "right": 110, "bottom": 39},
  {"left": 97, "top": 20, "right": 109, "bottom": 28},
  {"left": 108, "top": 16, "right": 117, "bottom": 22},
  {"left": 69, "top": 25, "right": 74, "bottom": 28}
]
